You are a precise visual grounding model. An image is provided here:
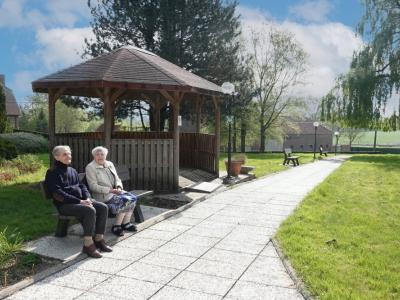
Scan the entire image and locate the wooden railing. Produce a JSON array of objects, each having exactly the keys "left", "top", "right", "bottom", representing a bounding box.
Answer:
[
  {"left": 112, "top": 131, "right": 173, "bottom": 139},
  {"left": 110, "top": 139, "right": 174, "bottom": 191},
  {"left": 54, "top": 131, "right": 217, "bottom": 190},
  {"left": 180, "top": 133, "right": 217, "bottom": 174}
]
